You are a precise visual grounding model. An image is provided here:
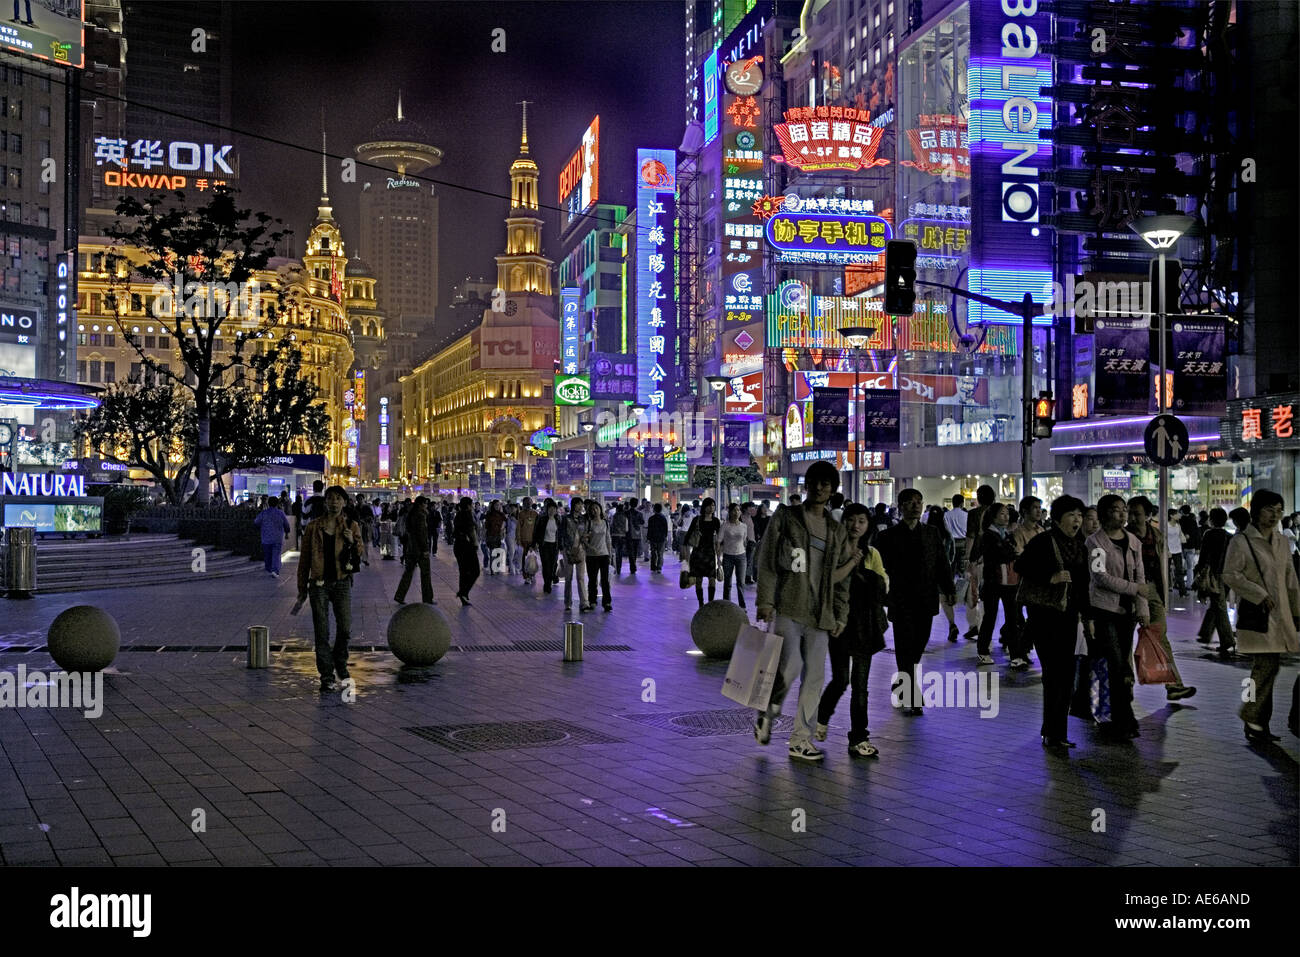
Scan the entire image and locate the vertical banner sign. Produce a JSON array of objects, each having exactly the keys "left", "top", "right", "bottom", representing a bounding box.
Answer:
[
  {"left": 353, "top": 370, "right": 366, "bottom": 421},
  {"left": 612, "top": 445, "right": 635, "bottom": 474},
  {"left": 1171, "top": 319, "right": 1226, "bottom": 415},
  {"left": 723, "top": 420, "right": 751, "bottom": 466},
  {"left": 494, "top": 469, "right": 506, "bottom": 490},
  {"left": 702, "top": 48, "right": 720, "bottom": 146},
  {"left": 591, "top": 449, "right": 611, "bottom": 480},
  {"left": 642, "top": 446, "right": 664, "bottom": 475},
  {"left": 469, "top": 473, "right": 479, "bottom": 491},
  {"left": 1094, "top": 318, "right": 1151, "bottom": 414},
  {"left": 378, "top": 444, "right": 390, "bottom": 479},
  {"left": 562, "top": 450, "right": 585, "bottom": 485},
  {"left": 859, "top": 389, "right": 902, "bottom": 450},
  {"left": 511, "top": 464, "right": 527, "bottom": 487},
  {"left": 721, "top": 71, "right": 766, "bottom": 334},
  {"left": 812, "top": 387, "right": 850, "bottom": 448},
  {"left": 561, "top": 286, "right": 581, "bottom": 375},
  {"left": 636, "top": 148, "right": 677, "bottom": 410},
  {"left": 967, "top": 0, "right": 1054, "bottom": 325}
]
